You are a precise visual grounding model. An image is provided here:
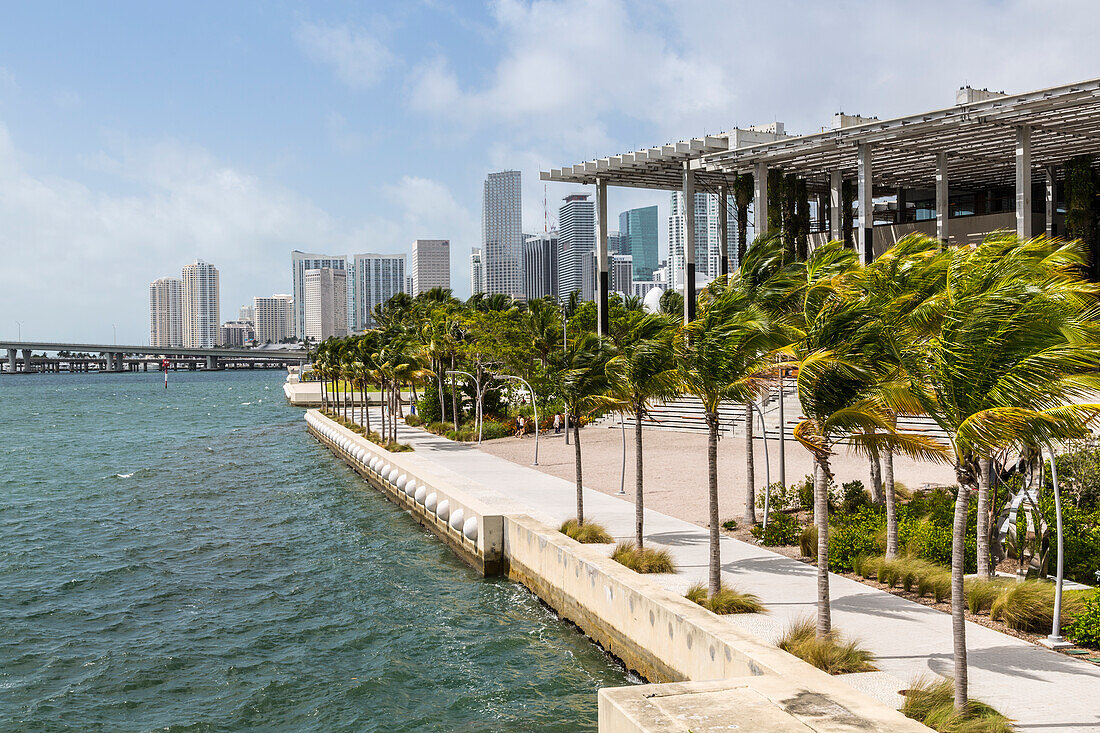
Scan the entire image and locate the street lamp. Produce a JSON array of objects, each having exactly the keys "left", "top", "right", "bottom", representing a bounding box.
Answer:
[
  {"left": 1042, "top": 443, "right": 1071, "bottom": 649},
  {"left": 447, "top": 369, "right": 483, "bottom": 444},
  {"left": 745, "top": 400, "right": 773, "bottom": 530},
  {"left": 16, "top": 321, "right": 22, "bottom": 341},
  {"left": 494, "top": 373, "right": 539, "bottom": 465}
]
